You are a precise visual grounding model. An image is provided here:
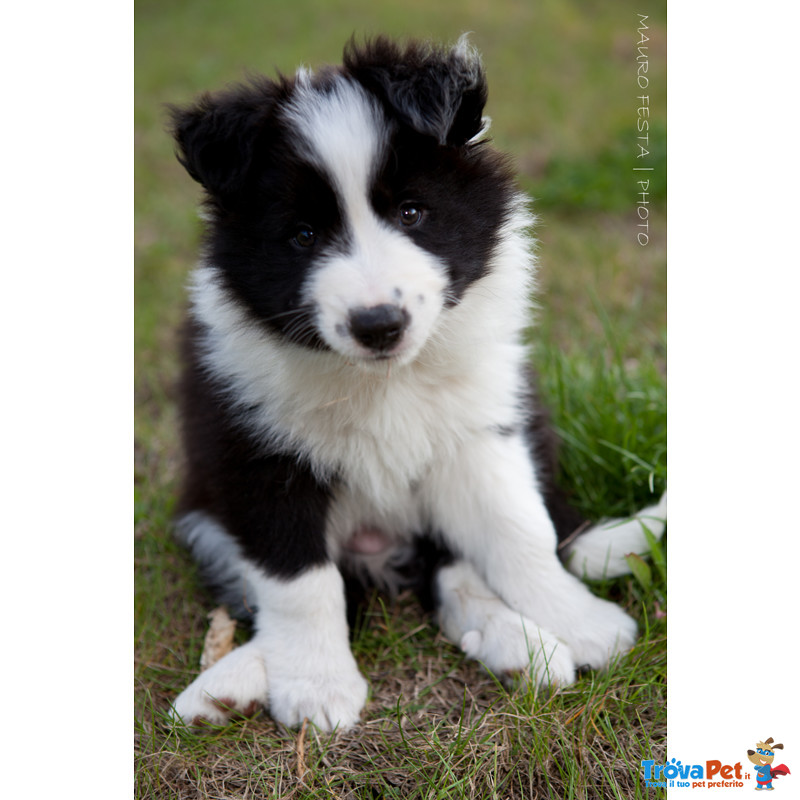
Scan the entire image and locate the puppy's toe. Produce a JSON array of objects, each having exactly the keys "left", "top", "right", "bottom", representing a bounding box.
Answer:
[
  {"left": 268, "top": 668, "right": 368, "bottom": 732},
  {"left": 459, "top": 610, "right": 577, "bottom": 688}
]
